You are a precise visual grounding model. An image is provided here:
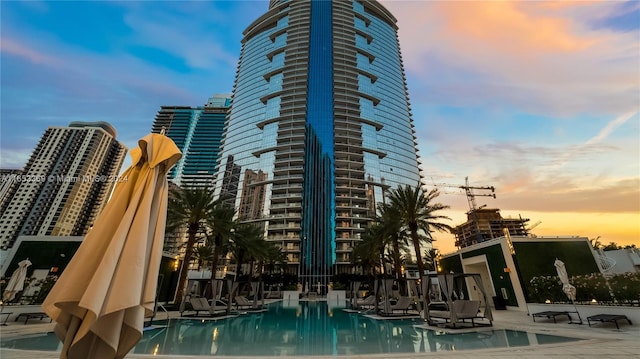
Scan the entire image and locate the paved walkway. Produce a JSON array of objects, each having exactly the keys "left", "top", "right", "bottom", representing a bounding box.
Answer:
[{"left": 1, "top": 308, "right": 638, "bottom": 358}]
